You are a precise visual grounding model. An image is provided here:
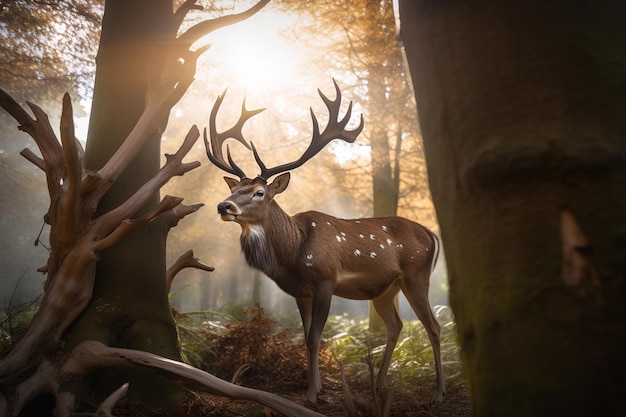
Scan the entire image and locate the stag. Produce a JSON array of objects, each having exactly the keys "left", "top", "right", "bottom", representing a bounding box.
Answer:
[{"left": 204, "top": 80, "right": 445, "bottom": 404}]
